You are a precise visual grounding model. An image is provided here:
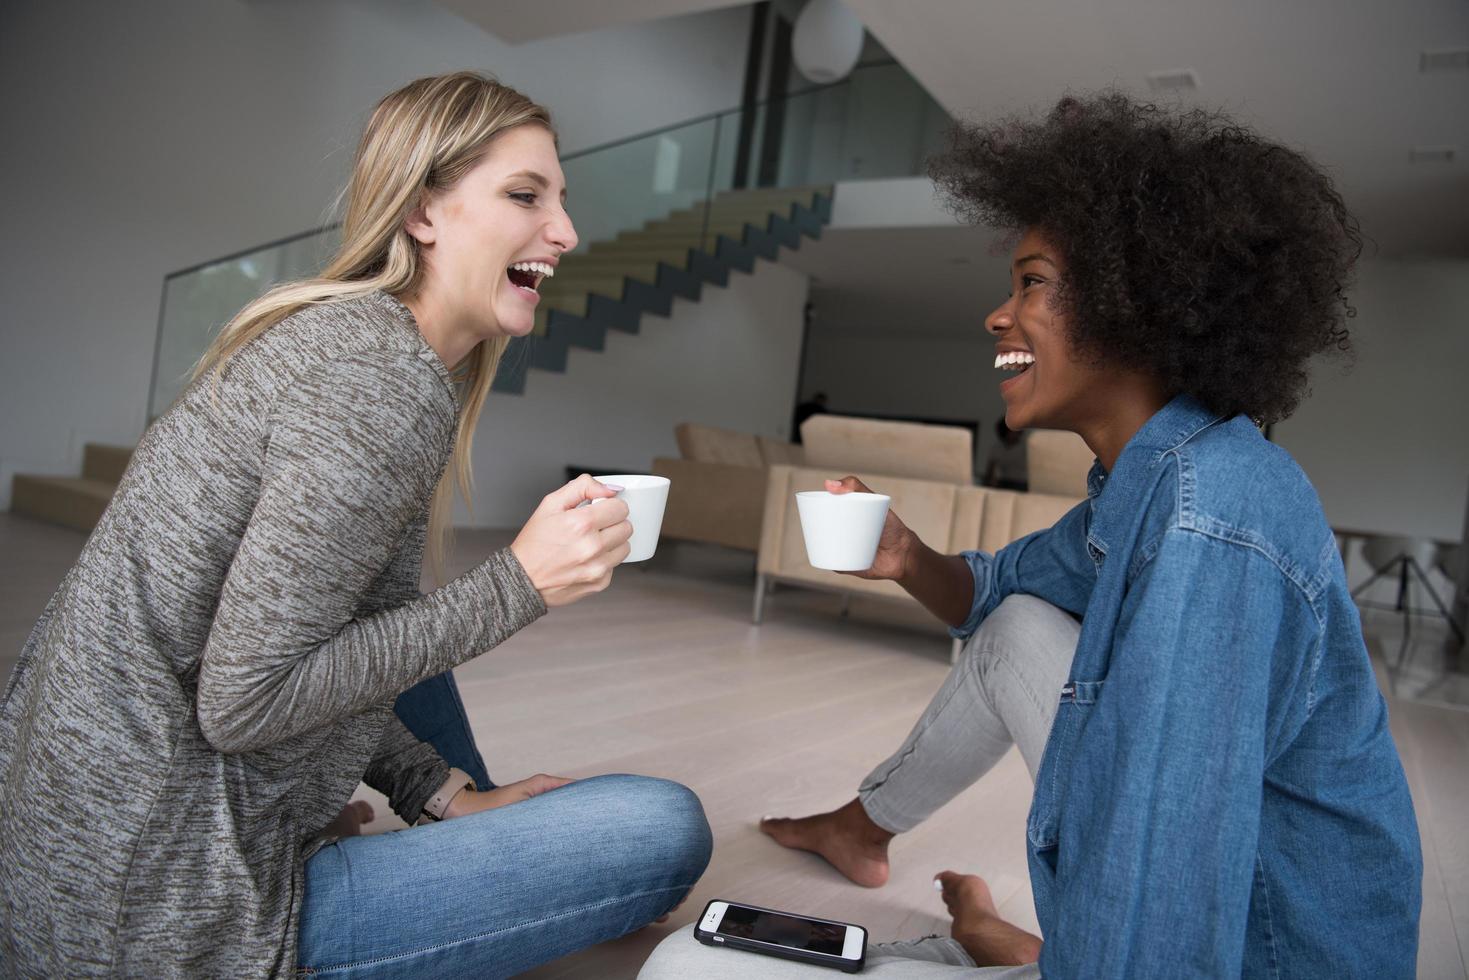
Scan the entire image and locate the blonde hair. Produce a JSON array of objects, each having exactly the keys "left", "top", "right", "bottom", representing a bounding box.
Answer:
[{"left": 193, "top": 71, "right": 554, "bottom": 579}]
